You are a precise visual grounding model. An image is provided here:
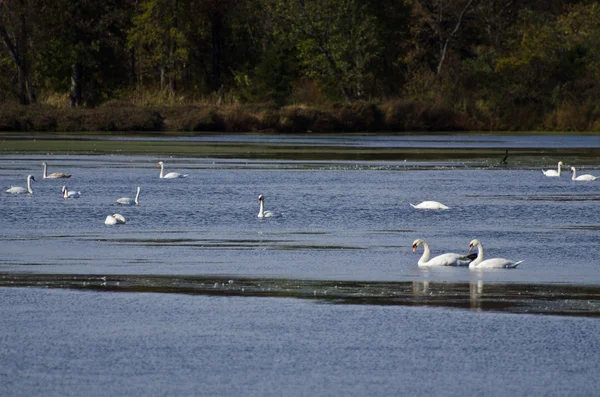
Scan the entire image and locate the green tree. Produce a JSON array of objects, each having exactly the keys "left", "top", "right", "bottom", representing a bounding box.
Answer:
[{"left": 265, "top": 0, "right": 382, "bottom": 102}]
